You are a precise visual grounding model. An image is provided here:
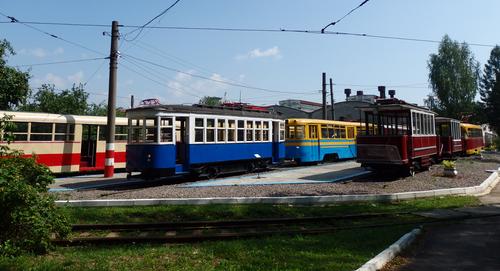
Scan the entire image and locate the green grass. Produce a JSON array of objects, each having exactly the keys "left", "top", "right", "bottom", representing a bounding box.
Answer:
[
  {"left": 0, "top": 226, "right": 414, "bottom": 271},
  {"left": 63, "top": 195, "right": 479, "bottom": 224},
  {"left": 0, "top": 196, "right": 479, "bottom": 271}
]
